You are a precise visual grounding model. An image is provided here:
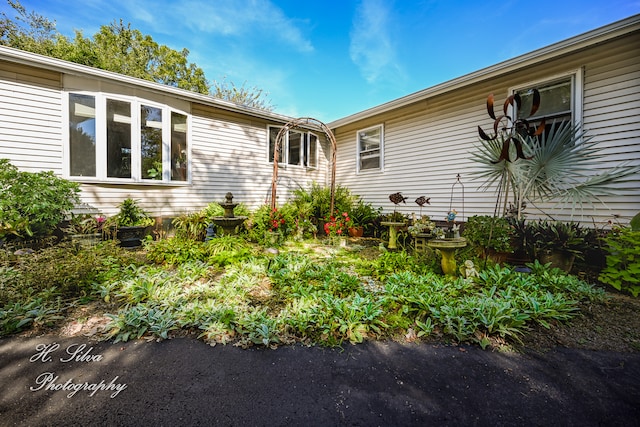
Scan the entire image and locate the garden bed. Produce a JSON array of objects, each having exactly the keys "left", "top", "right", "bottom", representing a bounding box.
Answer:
[{"left": 3, "top": 237, "right": 638, "bottom": 352}]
